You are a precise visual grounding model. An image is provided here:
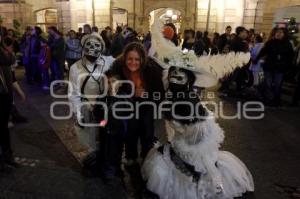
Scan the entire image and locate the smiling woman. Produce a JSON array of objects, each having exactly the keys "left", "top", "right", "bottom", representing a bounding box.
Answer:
[{"left": 98, "top": 42, "right": 165, "bottom": 179}]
